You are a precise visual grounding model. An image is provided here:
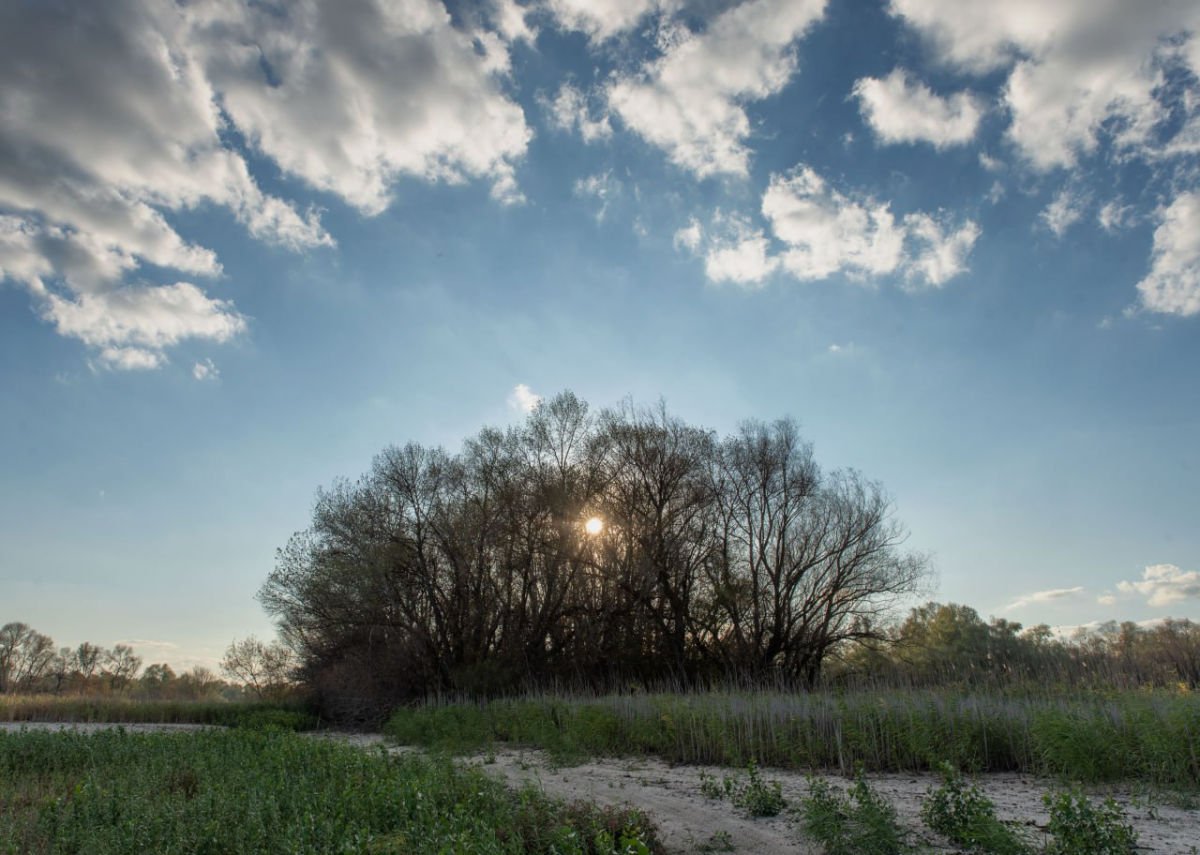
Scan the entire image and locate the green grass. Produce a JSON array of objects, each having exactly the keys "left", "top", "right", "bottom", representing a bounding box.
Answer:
[
  {"left": 0, "top": 694, "right": 319, "bottom": 730},
  {"left": 384, "top": 688, "right": 1200, "bottom": 788},
  {"left": 0, "top": 727, "right": 659, "bottom": 854}
]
